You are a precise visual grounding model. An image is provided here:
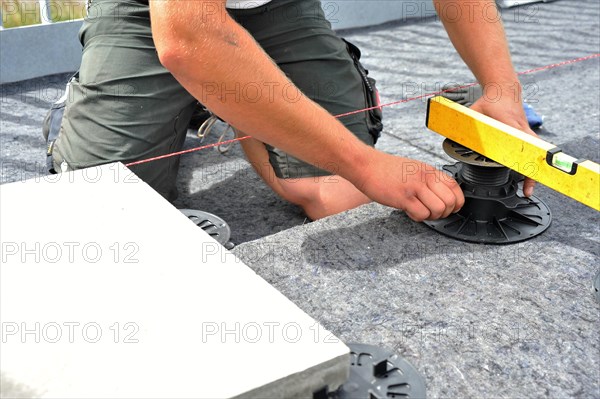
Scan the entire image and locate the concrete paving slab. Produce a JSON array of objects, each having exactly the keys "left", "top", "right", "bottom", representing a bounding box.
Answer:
[{"left": 0, "top": 163, "right": 349, "bottom": 398}]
